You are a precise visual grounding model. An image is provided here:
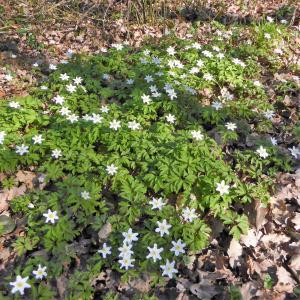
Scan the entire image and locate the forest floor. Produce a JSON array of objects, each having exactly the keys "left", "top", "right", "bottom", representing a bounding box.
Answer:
[{"left": 0, "top": 1, "right": 300, "bottom": 299}]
